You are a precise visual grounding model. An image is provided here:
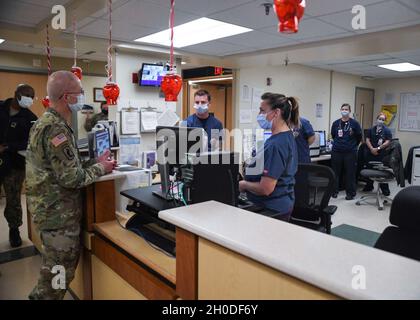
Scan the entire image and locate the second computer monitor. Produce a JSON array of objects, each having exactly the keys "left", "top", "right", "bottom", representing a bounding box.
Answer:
[{"left": 315, "top": 130, "right": 326, "bottom": 148}]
